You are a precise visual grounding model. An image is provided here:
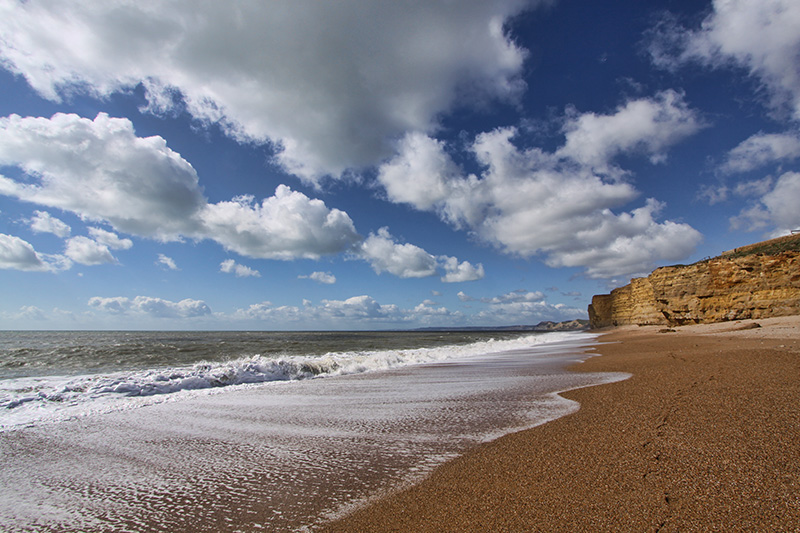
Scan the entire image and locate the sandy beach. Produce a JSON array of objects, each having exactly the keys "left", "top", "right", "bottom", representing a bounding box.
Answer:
[{"left": 322, "top": 316, "right": 800, "bottom": 531}]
